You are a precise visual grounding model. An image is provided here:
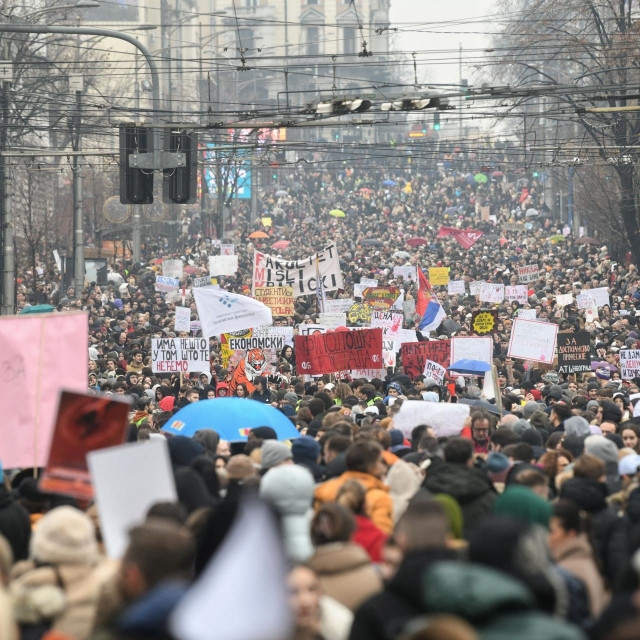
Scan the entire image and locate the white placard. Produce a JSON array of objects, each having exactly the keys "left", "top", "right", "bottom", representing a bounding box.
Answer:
[
  {"left": 620, "top": 349, "right": 640, "bottom": 380},
  {"left": 220, "top": 244, "right": 235, "bottom": 255},
  {"left": 392, "top": 329, "right": 418, "bottom": 346},
  {"left": 258, "top": 325, "right": 294, "bottom": 346},
  {"left": 151, "top": 337, "right": 210, "bottom": 373},
  {"left": 318, "top": 312, "right": 347, "bottom": 328},
  {"left": 505, "top": 285, "right": 528, "bottom": 303},
  {"left": 403, "top": 299, "right": 416, "bottom": 319},
  {"left": 518, "top": 264, "right": 540, "bottom": 283},
  {"left": 324, "top": 298, "right": 354, "bottom": 313},
  {"left": 371, "top": 310, "right": 404, "bottom": 338},
  {"left": 556, "top": 293, "right": 574, "bottom": 307},
  {"left": 155, "top": 276, "right": 180, "bottom": 293},
  {"left": 209, "top": 255, "right": 239, "bottom": 277},
  {"left": 360, "top": 278, "right": 378, "bottom": 287},
  {"left": 192, "top": 276, "right": 212, "bottom": 288},
  {"left": 162, "top": 259, "right": 183, "bottom": 280},
  {"left": 448, "top": 280, "right": 466, "bottom": 295},
  {"left": 393, "top": 266, "right": 417, "bottom": 281},
  {"left": 394, "top": 401, "right": 470, "bottom": 439},
  {"left": 479, "top": 282, "right": 505, "bottom": 303},
  {"left": 354, "top": 284, "right": 367, "bottom": 298},
  {"left": 451, "top": 336, "right": 493, "bottom": 365},
  {"left": 562, "top": 226, "right": 571, "bottom": 236},
  {"left": 518, "top": 309, "right": 537, "bottom": 320},
  {"left": 583, "top": 286, "right": 610, "bottom": 309},
  {"left": 469, "top": 281, "right": 484, "bottom": 295},
  {"left": 576, "top": 294, "right": 594, "bottom": 309},
  {"left": 423, "top": 359, "right": 446, "bottom": 384},
  {"left": 88, "top": 440, "right": 177, "bottom": 558},
  {"left": 507, "top": 318, "right": 558, "bottom": 364},
  {"left": 174, "top": 306, "right": 191, "bottom": 332},
  {"left": 298, "top": 324, "right": 328, "bottom": 336}
]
